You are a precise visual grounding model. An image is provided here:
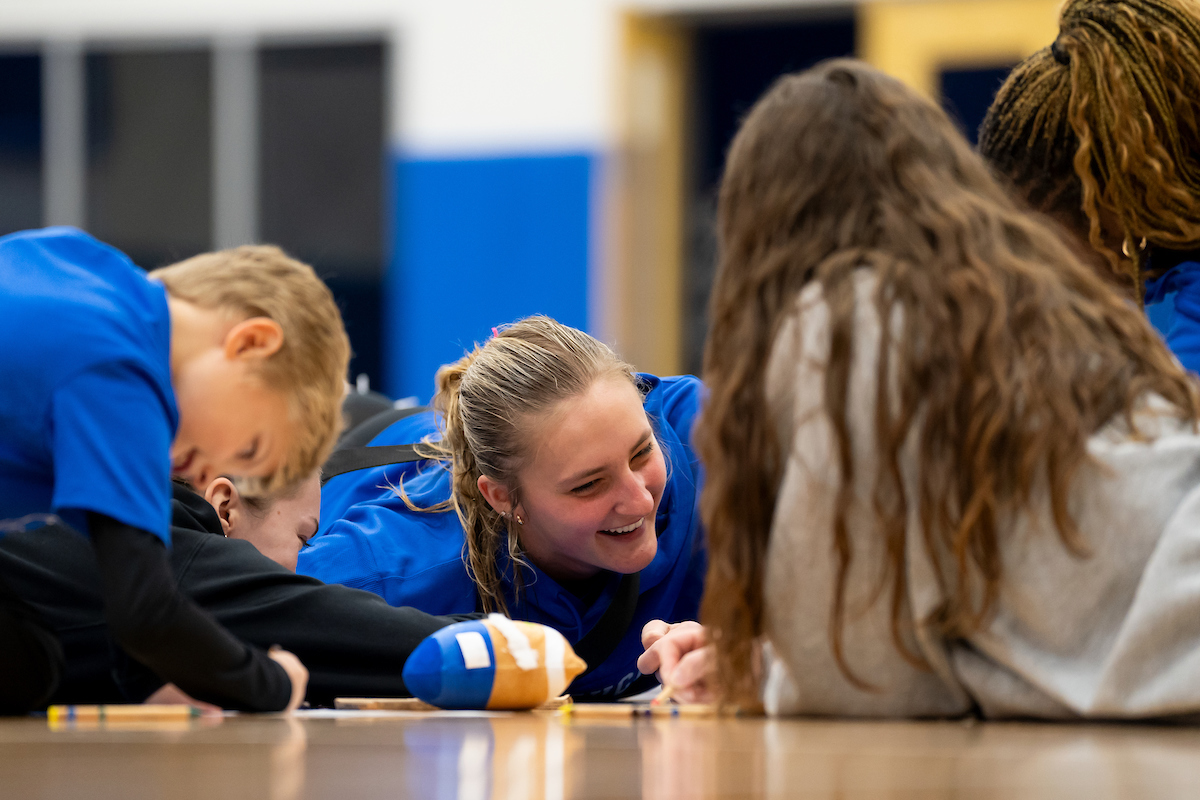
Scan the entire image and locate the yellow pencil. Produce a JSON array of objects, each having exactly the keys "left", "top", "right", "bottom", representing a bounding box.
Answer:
[
  {"left": 557, "top": 702, "right": 717, "bottom": 719},
  {"left": 47, "top": 704, "right": 204, "bottom": 724}
]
